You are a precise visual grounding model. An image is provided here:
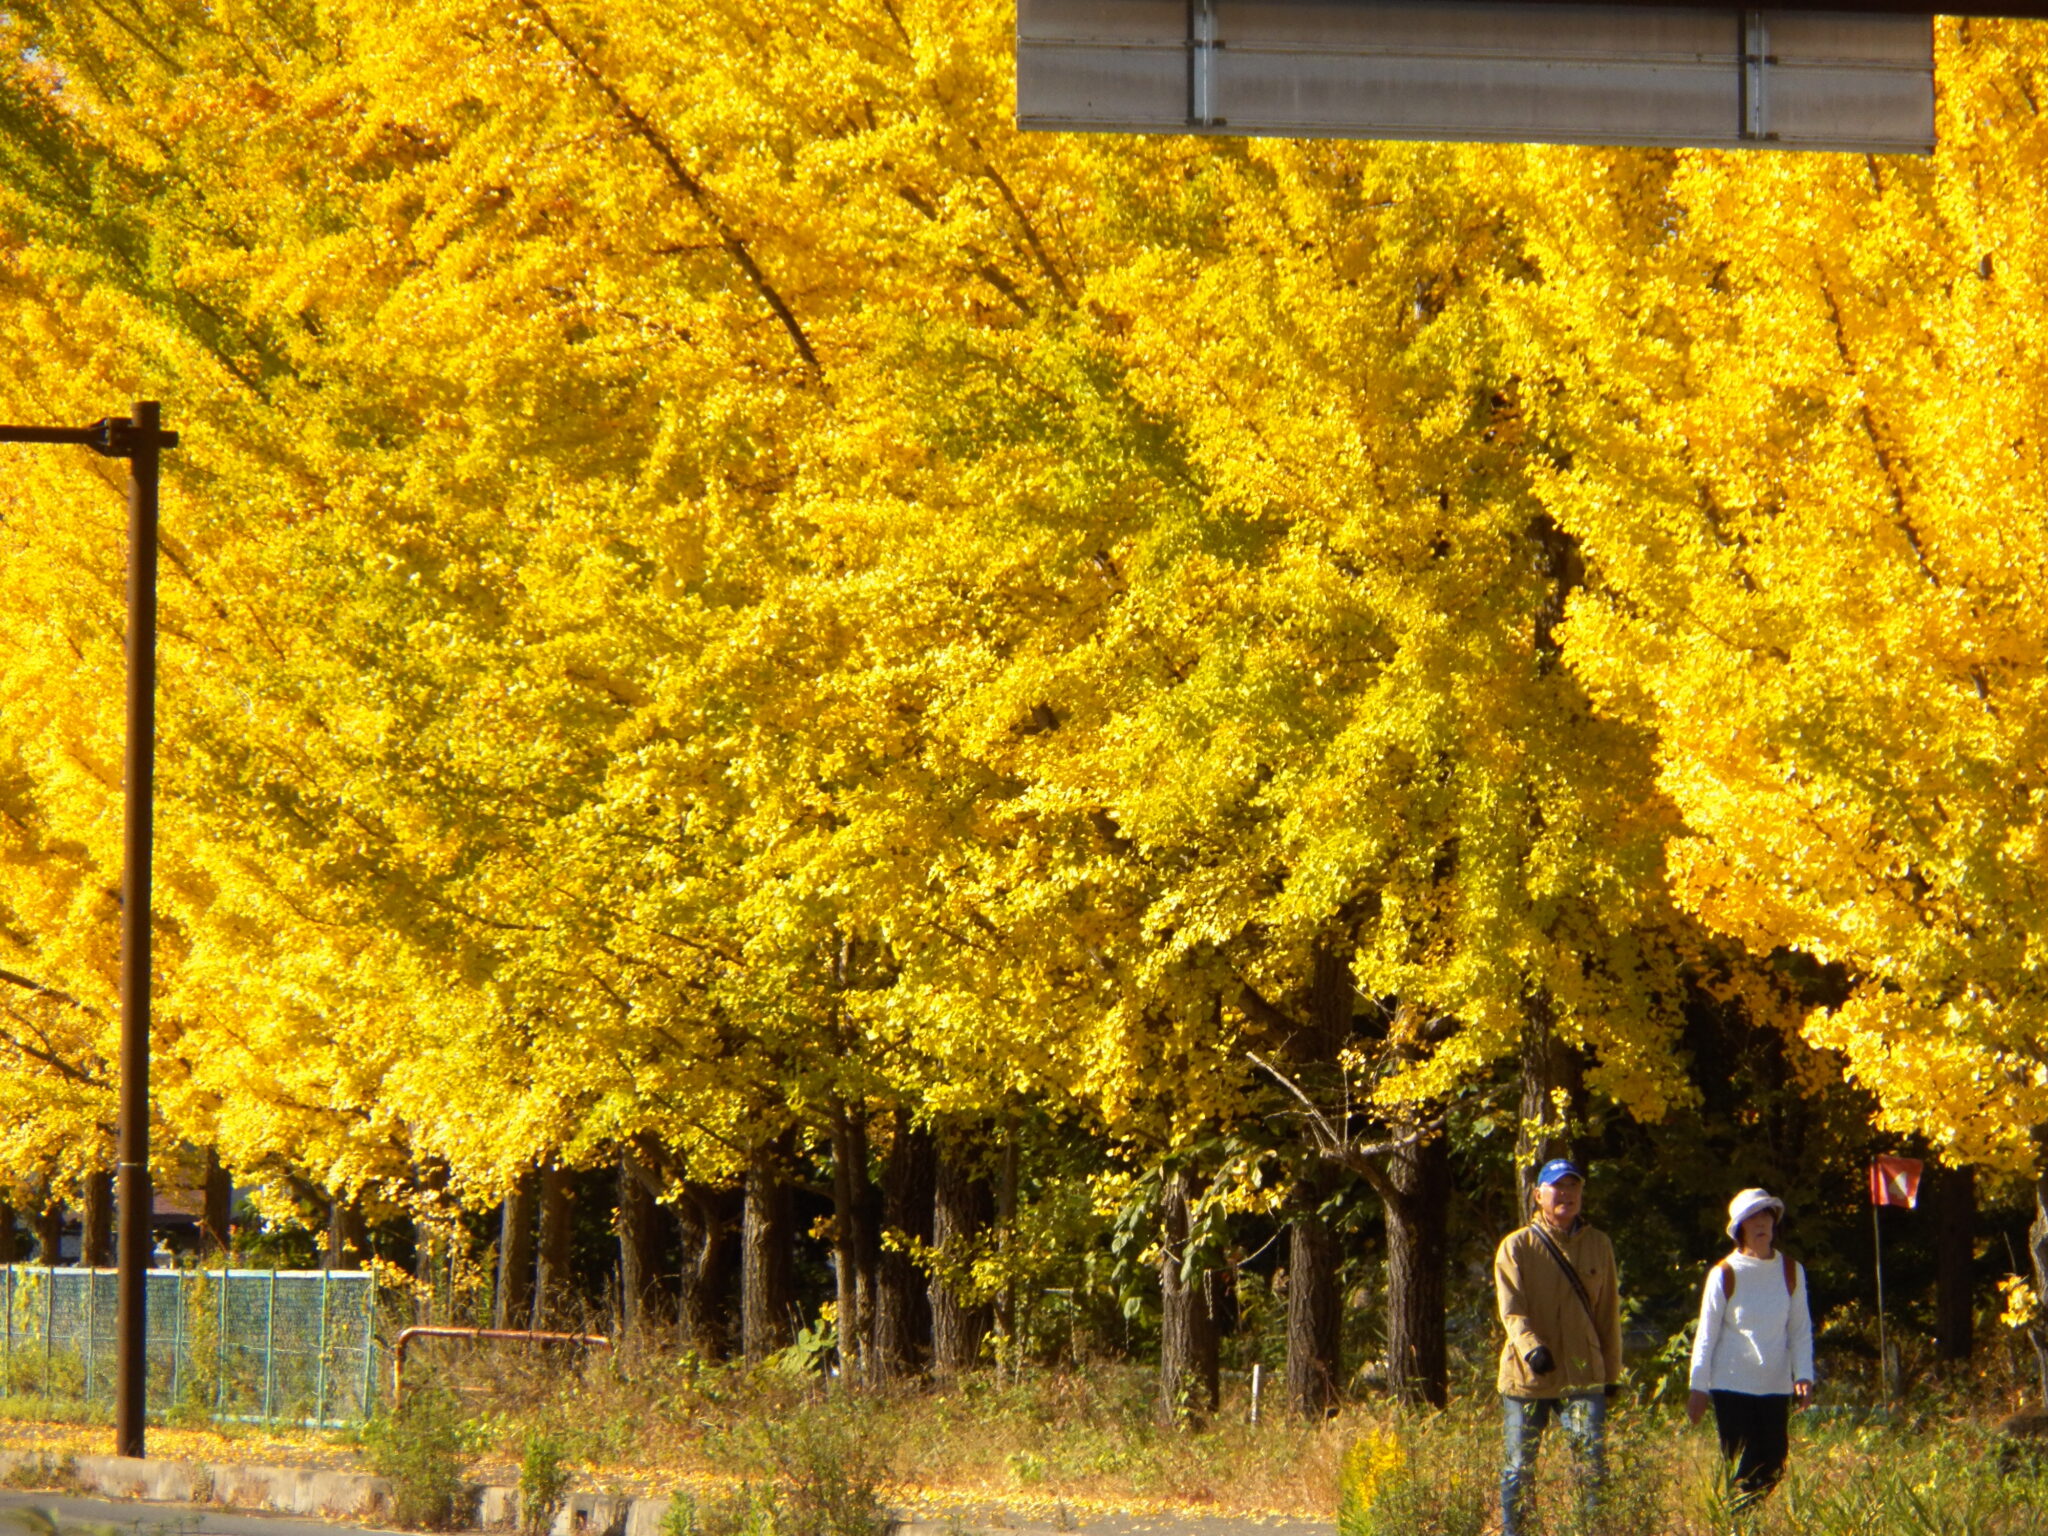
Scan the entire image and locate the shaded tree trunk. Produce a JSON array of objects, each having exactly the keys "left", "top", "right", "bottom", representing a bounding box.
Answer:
[
  {"left": 81, "top": 1168, "right": 112, "bottom": 1268},
  {"left": 1385, "top": 1128, "right": 1452, "bottom": 1408},
  {"left": 617, "top": 1142, "right": 662, "bottom": 1343},
  {"left": 930, "top": 1125, "right": 993, "bottom": 1382},
  {"left": 203, "top": 1150, "right": 233, "bottom": 1257},
  {"left": 534, "top": 1161, "right": 573, "bottom": 1329},
  {"left": 1936, "top": 1161, "right": 1976, "bottom": 1362},
  {"left": 1286, "top": 937, "right": 1368, "bottom": 1417},
  {"left": 742, "top": 1129, "right": 798, "bottom": 1364},
  {"left": 1516, "top": 998, "right": 1582, "bottom": 1216},
  {"left": 677, "top": 1182, "right": 737, "bottom": 1361},
  {"left": 412, "top": 1215, "right": 443, "bottom": 1323},
  {"left": 829, "top": 1104, "right": 881, "bottom": 1387},
  {"left": 1157, "top": 1164, "right": 1219, "bottom": 1426},
  {"left": 2029, "top": 1135, "right": 2048, "bottom": 1408},
  {"left": 326, "top": 1197, "right": 367, "bottom": 1270},
  {"left": 995, "top": 1119, "right": 1020, "bottom": 1380},
  {"left": 1283, "top": 943, "right": 1352, "bottom": 1416},
  {"left": 34, "top": 1189, "right": 60, "bottom": 1266},
  {"left": 1528, "top": 511, "right": 1585, "bottom": 667},
  {"left": 876, "top": 1112, "right": 935, "bottom": 1379},
  {"left": 497, "top": 1171, "right": 537, "bottom": 1329},
  {"left": 1286, "top": 1181, "right": 1343, "bottom": 1417},
  {"left": 413, "top": 1159, "right": 453, "bottom": 1322},
  {"left": 0, "top": 1198, "right": 15, "bottom": 1266}
]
